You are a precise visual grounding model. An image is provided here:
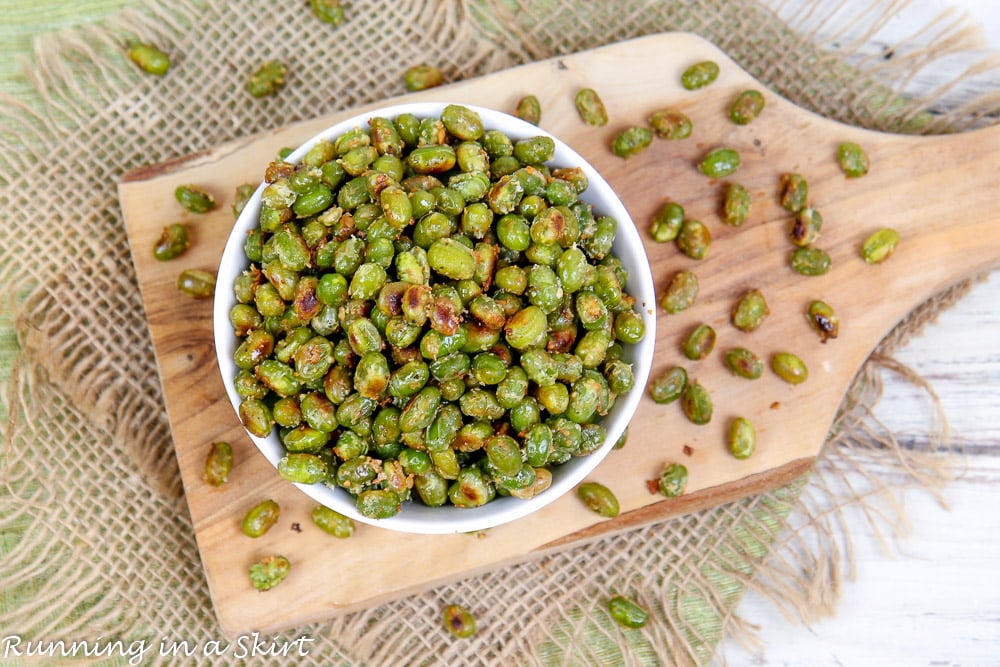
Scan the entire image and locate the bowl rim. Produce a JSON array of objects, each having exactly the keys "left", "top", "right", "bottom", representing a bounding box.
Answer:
[{"left": 213, "top": 101, "right": 656, "bottom": 534}]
